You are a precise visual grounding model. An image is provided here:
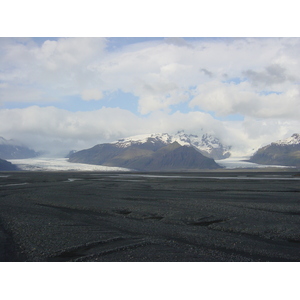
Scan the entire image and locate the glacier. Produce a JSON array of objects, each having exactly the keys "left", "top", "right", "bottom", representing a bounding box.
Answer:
[
  {"left": 216, "top": 157, "right": 295, "bottom": 169},
  {"left": 7, "top": 157, "right": 131, "bottom": 172},
  {"left": 6, "top": 156, "right": 294, "bottom": 172}
]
